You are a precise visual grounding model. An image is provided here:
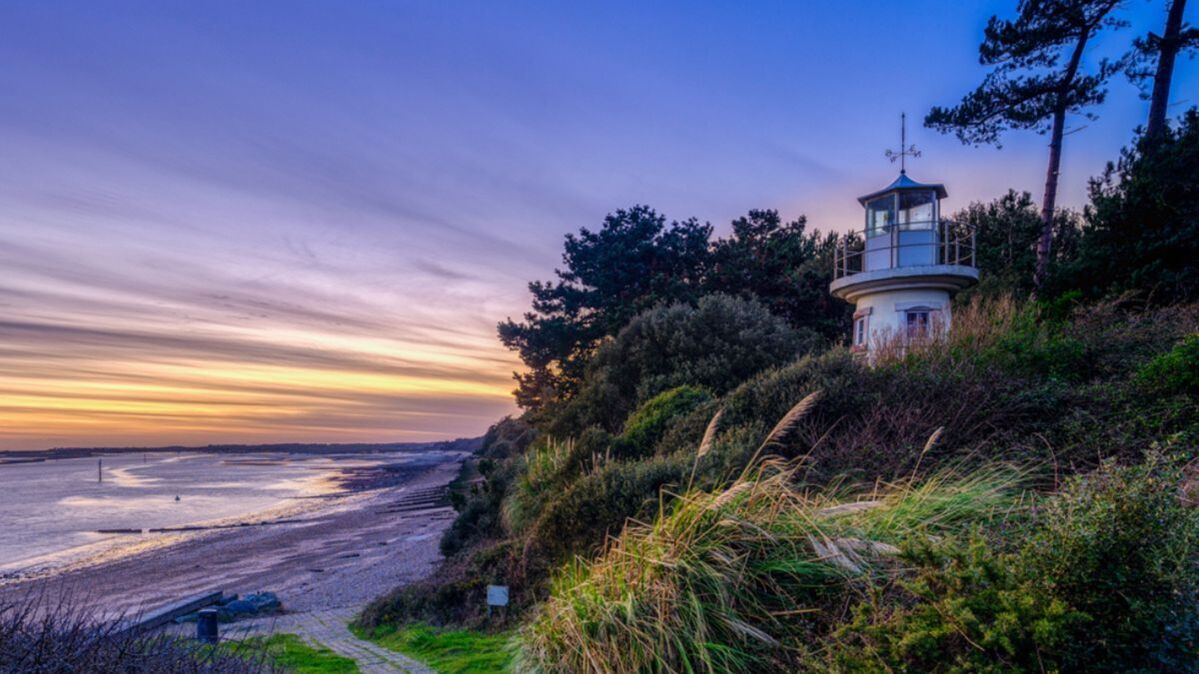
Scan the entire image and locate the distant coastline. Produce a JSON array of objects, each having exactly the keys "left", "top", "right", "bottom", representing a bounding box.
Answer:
[{"left": 0, "top": 437, "right": 482, "bottom": 465}]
